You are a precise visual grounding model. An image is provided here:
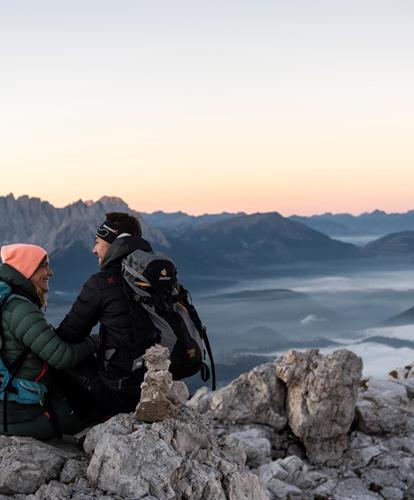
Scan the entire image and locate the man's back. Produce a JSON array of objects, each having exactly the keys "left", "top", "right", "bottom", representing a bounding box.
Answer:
[{"left": 56, "top": 233, "right": 154, "bottom": 414}]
